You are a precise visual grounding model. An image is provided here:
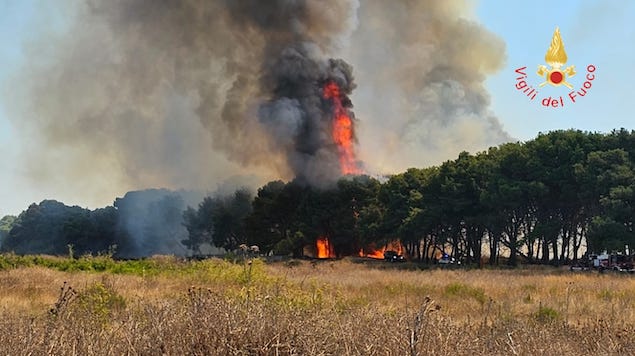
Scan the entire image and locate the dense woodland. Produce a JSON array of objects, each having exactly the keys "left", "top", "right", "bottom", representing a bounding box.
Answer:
[
  {"left": 3, "top": 129, "right": 635, "bottom": 266},
  {"left": 0, "top": 189, "right": 201, "bottom": 258}
]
